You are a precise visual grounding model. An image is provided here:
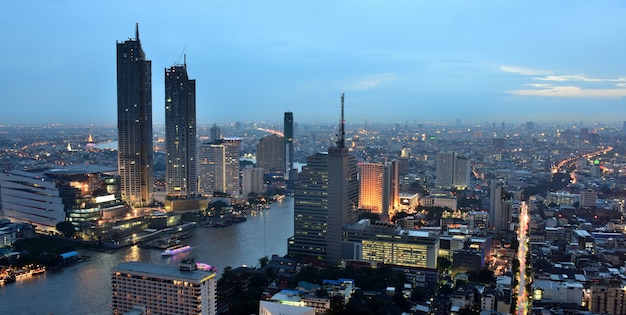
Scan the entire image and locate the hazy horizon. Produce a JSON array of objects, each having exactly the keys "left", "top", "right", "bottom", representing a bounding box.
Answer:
[{"left": 2, "top": 1, "right": 625, "bottom": 125}]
